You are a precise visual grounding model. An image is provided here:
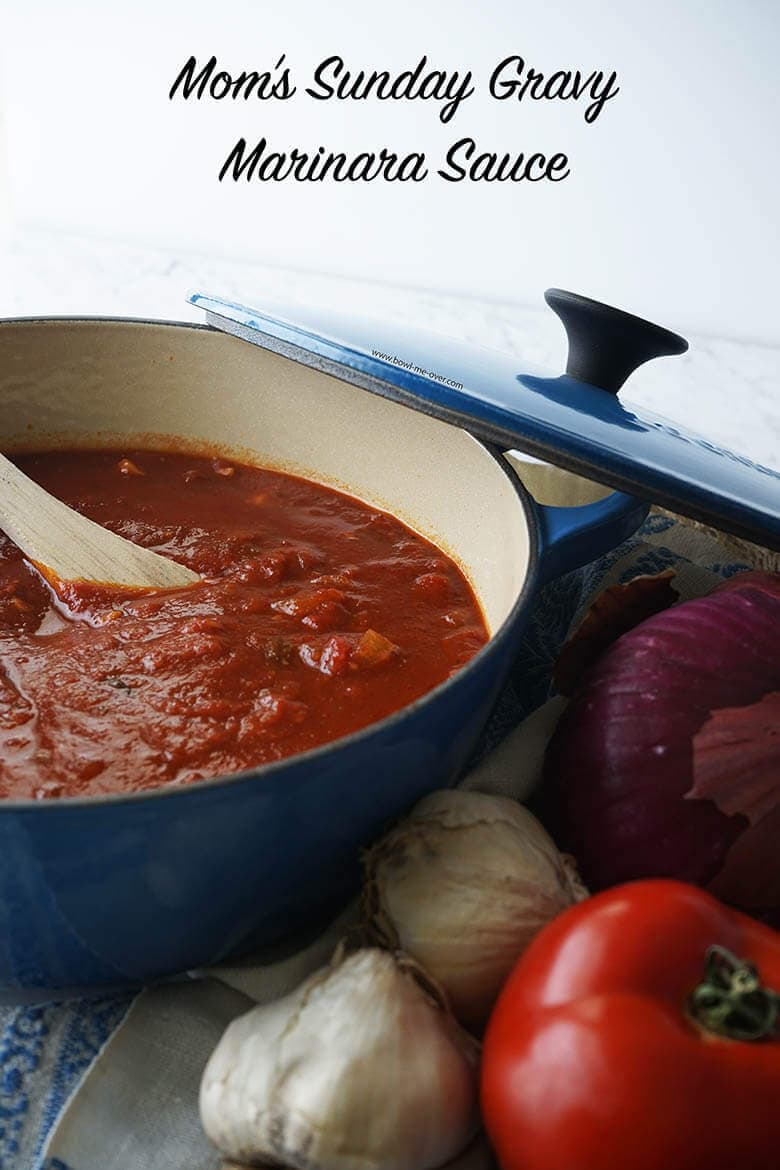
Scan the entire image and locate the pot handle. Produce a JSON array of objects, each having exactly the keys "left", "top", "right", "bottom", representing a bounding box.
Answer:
[
  {"left": 500, "top": 449, "right": 650, "bottom": 581},
  {"left": 533, "top": 490, "right": 649, "bottom": 584}
]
